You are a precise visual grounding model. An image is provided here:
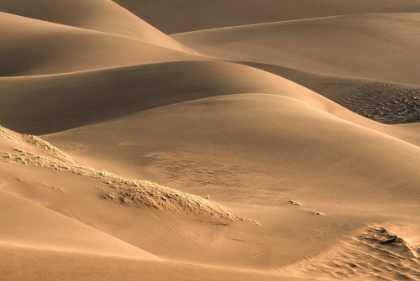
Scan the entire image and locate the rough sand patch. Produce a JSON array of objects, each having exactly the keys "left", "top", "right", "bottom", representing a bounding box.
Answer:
[{"left": 336, "top": 83, "right": 420, "bottom": 124}]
